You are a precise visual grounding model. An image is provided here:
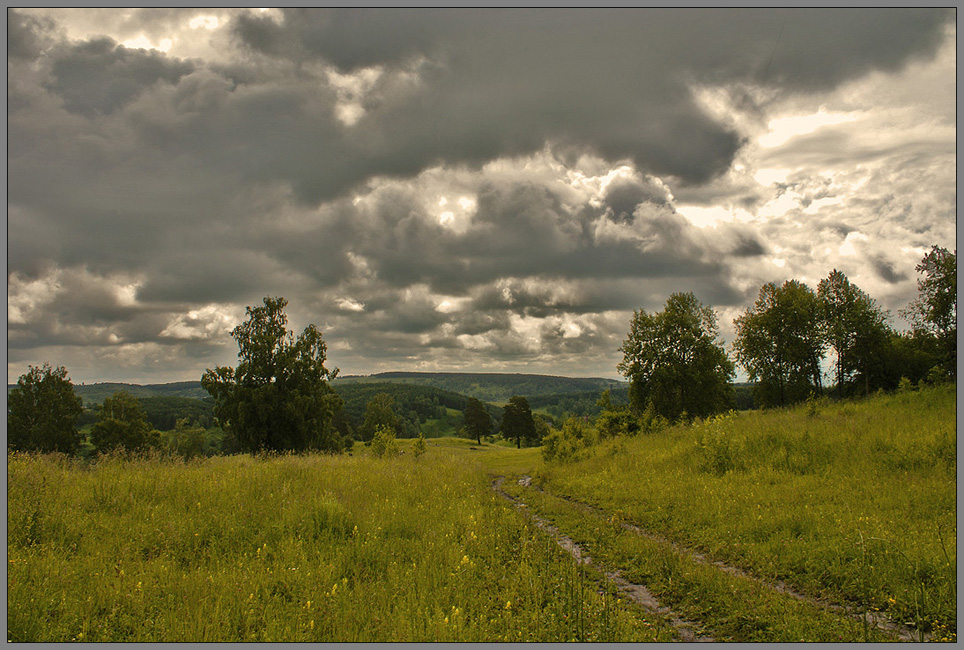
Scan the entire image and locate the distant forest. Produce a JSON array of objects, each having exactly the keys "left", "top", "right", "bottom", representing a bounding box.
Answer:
[
  {"left": 43, "top": 372, "right": 751, "bottom": 434},
  {"left": 335, "top": 372, "right": 627, "bottom": 403},
  {"left": 45, "top": 373, "right": 632, "bottom": 436}
]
